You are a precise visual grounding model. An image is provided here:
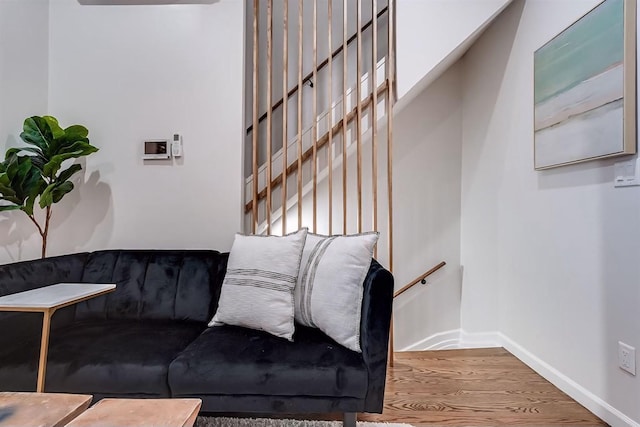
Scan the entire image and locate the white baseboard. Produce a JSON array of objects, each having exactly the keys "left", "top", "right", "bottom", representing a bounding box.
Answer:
[
  {"left": 499, "top": 333, "right": 639, "bottom": 427},
  {"left": 459, "top": 330, "right": 501, "bottom": 348},
  {"left": 398, "top": 330, "right": 639, "bottom": 427},
  {"left": 398, "top": 329, "right": 461, "bottom": 351}
]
